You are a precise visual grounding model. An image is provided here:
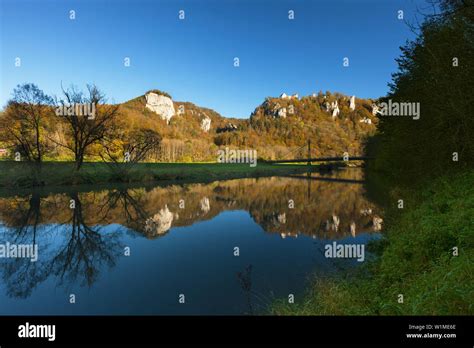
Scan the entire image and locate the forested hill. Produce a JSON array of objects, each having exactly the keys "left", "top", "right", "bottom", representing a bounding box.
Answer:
[
  {"left": 0, "top": 87, "right": 379, "bottom": 163},
  {"left": 119, "top": 90, "right": 378, "bottom": 161}
]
